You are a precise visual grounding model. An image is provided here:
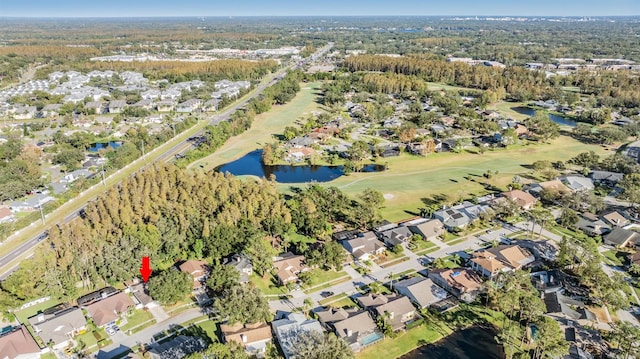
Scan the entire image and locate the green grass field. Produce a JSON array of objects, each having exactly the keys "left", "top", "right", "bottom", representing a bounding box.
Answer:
[
  {"left": 191, "top": 82, "right": 324, "bottom": 170},
  {"left": 119, "top": 309, "right": 155, "bottom": 333}
]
